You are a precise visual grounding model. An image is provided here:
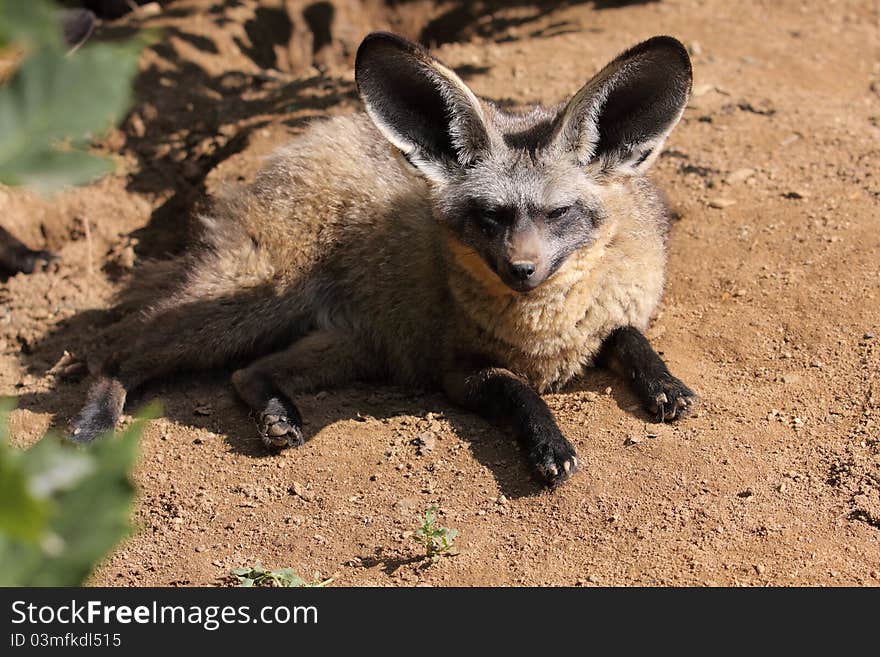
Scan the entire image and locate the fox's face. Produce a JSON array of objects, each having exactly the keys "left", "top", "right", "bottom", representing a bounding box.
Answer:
[
  {"left": 356, "top": 34, "right": 692, "bottom": 294},
  {"left": 437, "top": 138, "right": 606, "bottom": 293}
]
